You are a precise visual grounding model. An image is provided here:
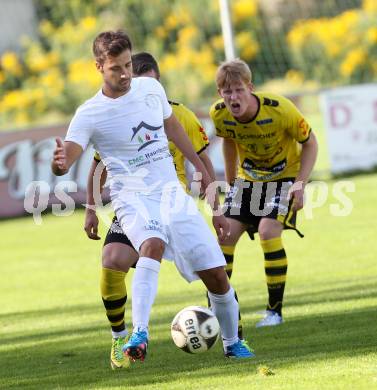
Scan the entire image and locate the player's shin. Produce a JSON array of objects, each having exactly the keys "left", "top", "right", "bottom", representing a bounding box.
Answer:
[
  {"left": 206, "top": 245, "right": 244, "bottom": 339},
  {"left": 131, "top": 257, "right": 161, "bottom": 333},
  {"left": 208, "top": 286, "right": 239, "bottom": 349},
  {"left": 260, "top": 237, "right": 288, "bottom": 316},
  {"left": 221, "top": 245, "right": 235, "bottom": 279},
  {"left": 101, "top": 267, "right": 128, "bottom": 337},
  {"left": 221, "top": 244, "right": 244, "bottom": 339}
]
